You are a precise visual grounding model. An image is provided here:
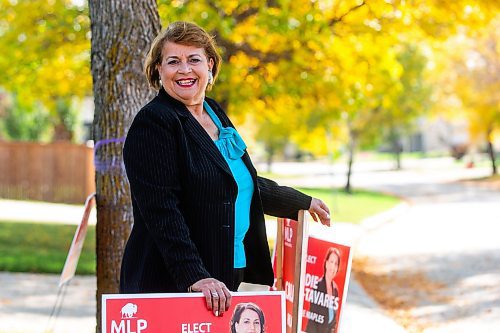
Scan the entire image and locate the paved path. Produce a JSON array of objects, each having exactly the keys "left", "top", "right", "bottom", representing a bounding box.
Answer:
[
  {"left": 352, "top": 167, "right": 500, "bottom": 332},
  {"left": 0, "top": 199, "right": 96, "bottom": 225},
  {"left": 0, "top": 273, "right": 96, "bottom": 333}
]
